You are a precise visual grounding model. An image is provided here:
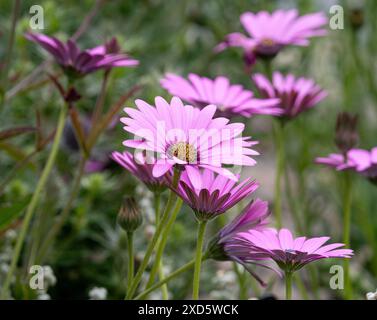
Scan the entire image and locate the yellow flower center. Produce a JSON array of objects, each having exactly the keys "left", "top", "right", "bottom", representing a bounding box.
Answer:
[
  {"left": 260, "top": 38, "right": 275, "bottom": 47},
  {"left": 168, "top": 142, "right": 197, "bottom": 163}
]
